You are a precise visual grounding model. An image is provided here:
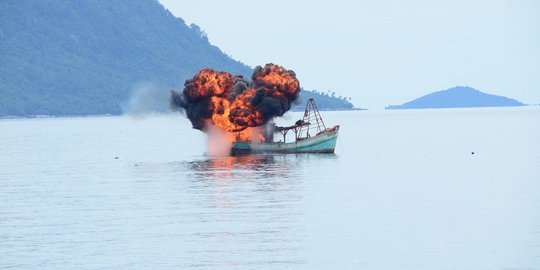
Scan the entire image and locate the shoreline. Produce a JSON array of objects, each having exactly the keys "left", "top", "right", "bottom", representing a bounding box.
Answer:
[
  {"left": 3, "top": 105, "right": 539, "bottom": 120},
  {"left": 0, "top": 108, "right": 368, "bottom": 120}
]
